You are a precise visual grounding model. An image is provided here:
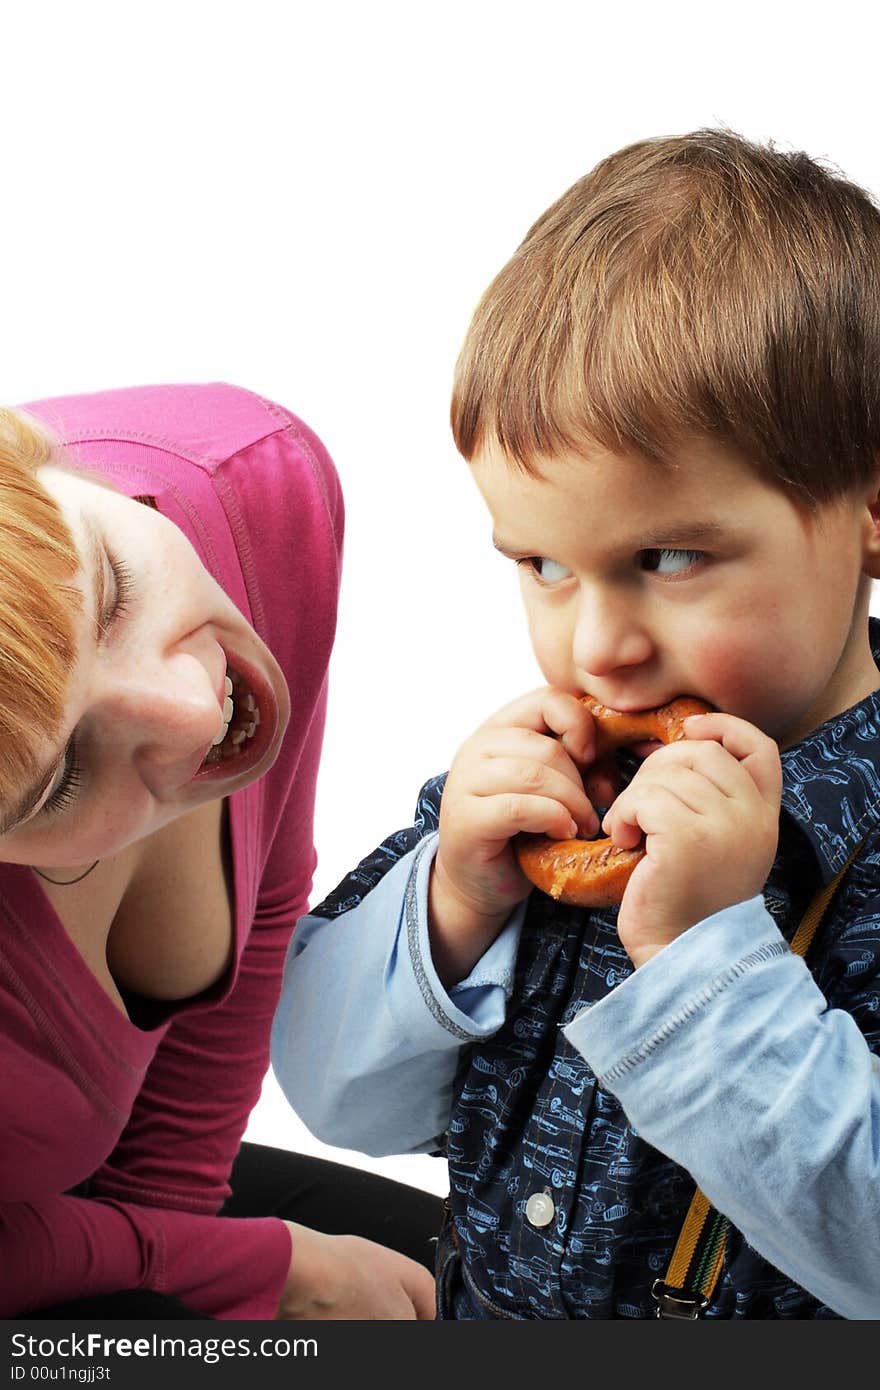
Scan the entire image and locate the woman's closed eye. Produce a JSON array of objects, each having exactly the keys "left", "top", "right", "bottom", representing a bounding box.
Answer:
[
  {"left": 518, "top": 556, "right": 573, "bottom": 584},
  {"left": 101, "top": 549, "right": 135, "bottom": 634},
  {"left": 42, "top": 743, "right": 84, "bottom": 818},
  {"left": 639, "top": 547, "right": 703, "bottom": 577},
  {"left": 41, "top": 549, "right": 137, "bottom": 821}
]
